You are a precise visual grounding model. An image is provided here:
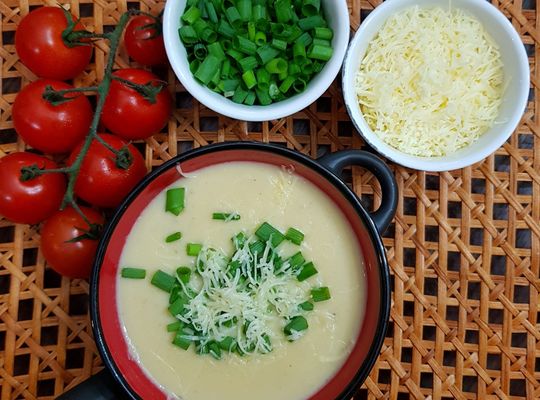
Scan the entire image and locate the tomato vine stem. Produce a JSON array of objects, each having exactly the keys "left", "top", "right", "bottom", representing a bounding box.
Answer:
[{"left": 61, "top": 10, "right": 136, "bottom": 212}]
